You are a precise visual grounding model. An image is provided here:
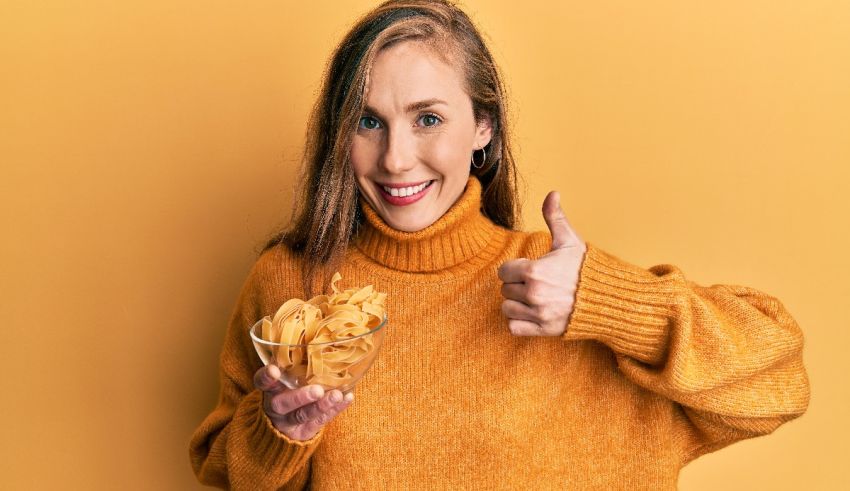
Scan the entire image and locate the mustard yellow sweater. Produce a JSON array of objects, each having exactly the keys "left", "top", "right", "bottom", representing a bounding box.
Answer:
[{"left": 189, "top": 176, "right": 810, "bottom": 490}]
